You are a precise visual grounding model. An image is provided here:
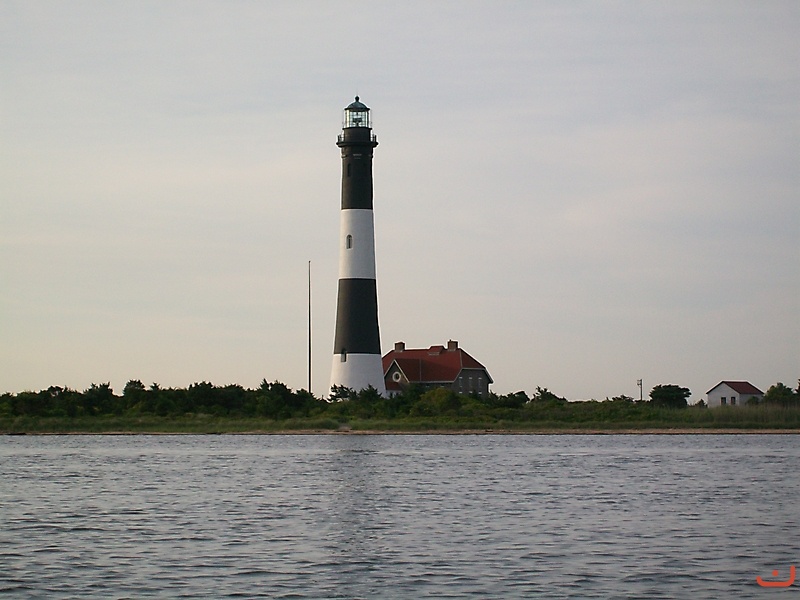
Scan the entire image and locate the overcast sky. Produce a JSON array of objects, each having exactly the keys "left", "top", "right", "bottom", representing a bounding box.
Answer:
[{"left": 2, "top": 1, "right": 798, "bottom": 401}]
